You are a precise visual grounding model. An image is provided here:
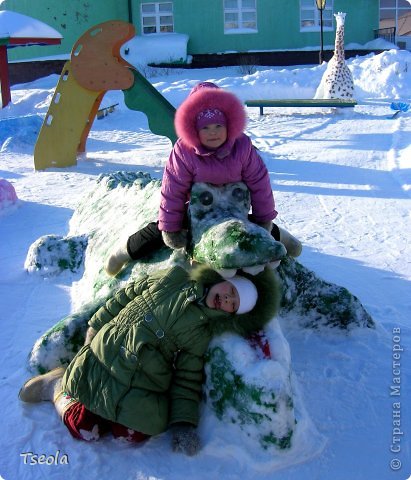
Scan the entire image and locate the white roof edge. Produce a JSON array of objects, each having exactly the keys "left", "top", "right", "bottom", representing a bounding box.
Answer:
[{"left": 0, "top": 10, "right": 62, "bottom": 40}]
